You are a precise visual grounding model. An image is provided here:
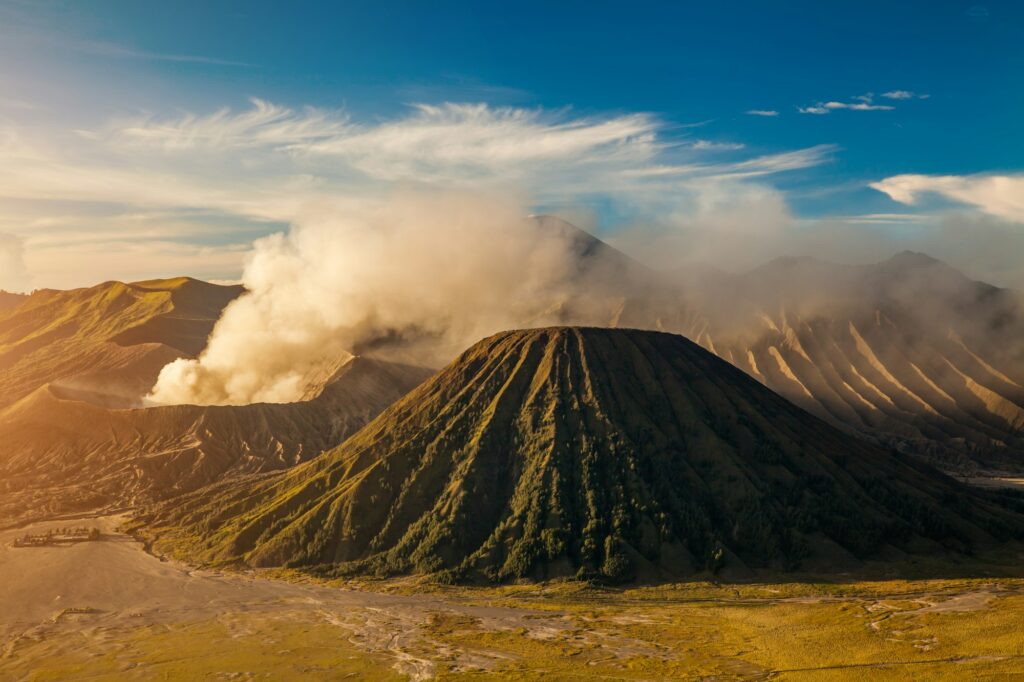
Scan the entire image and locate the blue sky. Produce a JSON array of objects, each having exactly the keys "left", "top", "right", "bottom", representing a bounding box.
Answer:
[{"left": 0, "top": 0, "right": 1022, "bottom": 289}]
